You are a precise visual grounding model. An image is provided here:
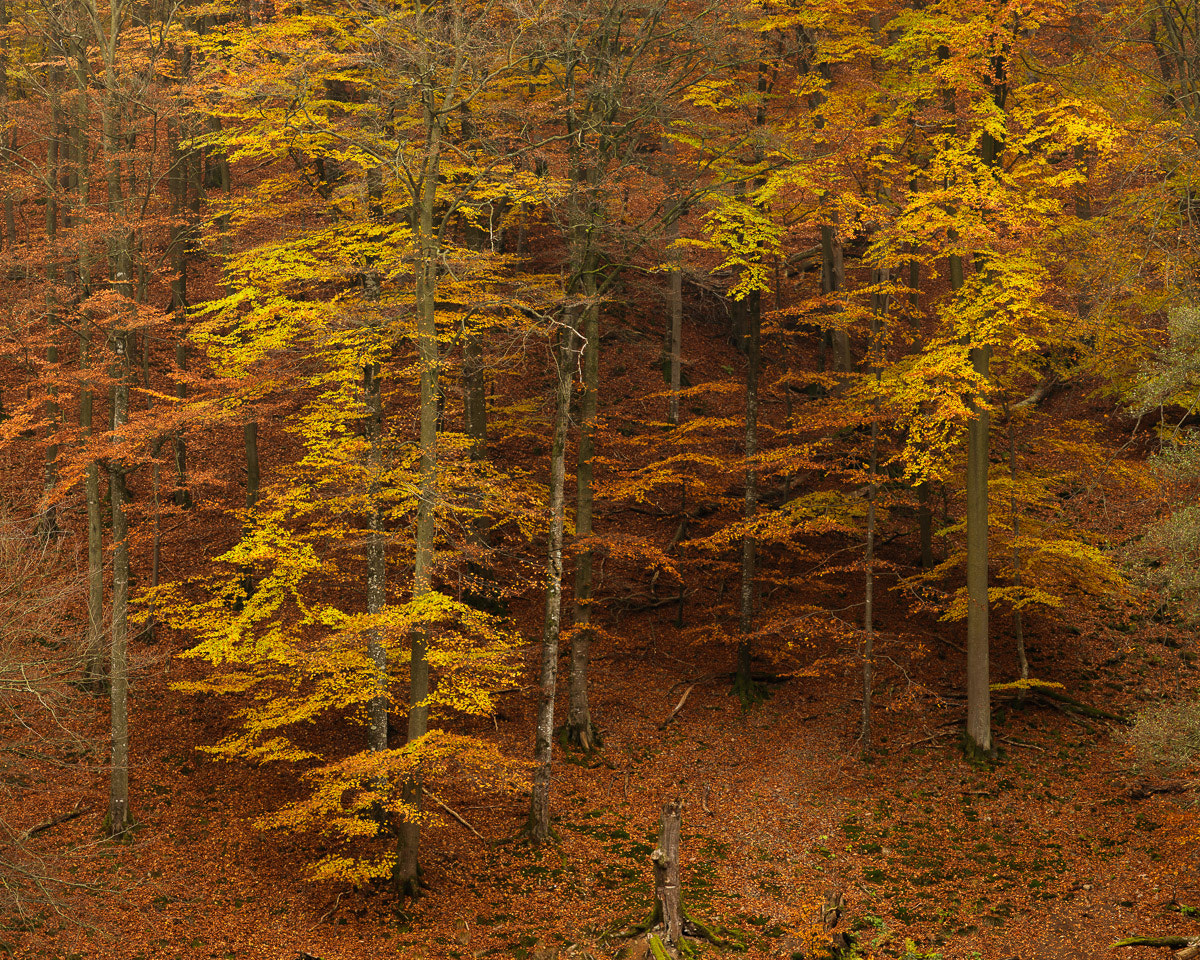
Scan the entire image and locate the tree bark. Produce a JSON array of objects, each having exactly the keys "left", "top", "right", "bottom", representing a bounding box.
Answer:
[
  {"left": 567, "top": 290, "right": 599, "bottom": 751},
  {"left": 1010, "top": 417, "right": 1027, "bottom": 691},
  {"left": 733, "top": 286, "right": 761, "bottom": 707},
  {"left": 965, "top": 337, "right": 992, "bottom": 754},
  {"left": 668, "top": 219, "right": 683, "bottom": 427},
  {"left": 173, "top": 342, "right": 190, "bottom": 507},
  {"left": 530, "top": 323, "right": 577, "bottom": 842},
  {"left": 861, "top": 268, "right": 887, "bottom": 758},
  {"left": 820, "top": 218, "right": 852, "bottom": 373},
  {"left": 396, "top": 103, "right": 442, "bottom": 899},
  {"left": 364, "top": 360, "right": 388, "bottom": 757},
  {"left": 40, "top": 346, "right": 60, "bottom": 540},
  {"left": 107, "top": 330, "right": 132, "bottom": 837},
  {"left": 80, "top": 321, "right": 105, "bottom": 690},
  {"left": 651, "top": 799, "right": 684, "bottom": 948}
]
